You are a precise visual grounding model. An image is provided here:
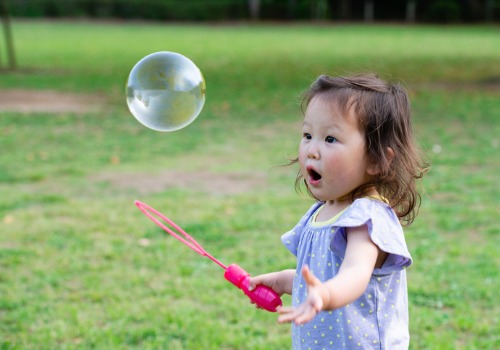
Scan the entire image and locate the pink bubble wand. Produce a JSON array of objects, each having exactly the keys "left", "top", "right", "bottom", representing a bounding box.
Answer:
[{"left": 135, "top": 200, "right": 282, "bottom": 312}]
